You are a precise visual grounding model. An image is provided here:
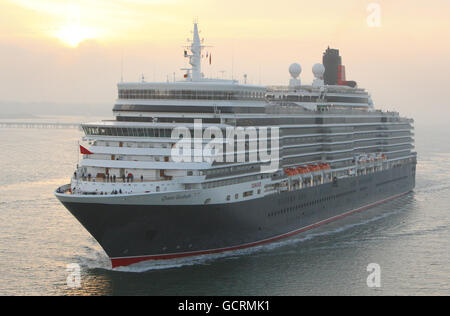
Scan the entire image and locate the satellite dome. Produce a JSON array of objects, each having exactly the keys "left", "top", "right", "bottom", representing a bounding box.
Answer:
[
  {"left": 312, "top": 63, "right": 325, "bottom": 78},
  {"left": 289, "top": 63, "right": 302, "bottom": 79}
]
